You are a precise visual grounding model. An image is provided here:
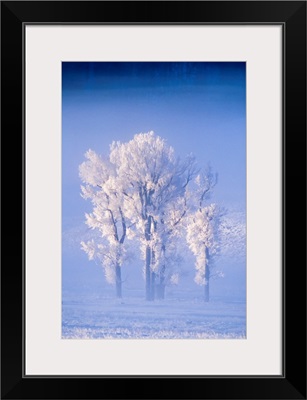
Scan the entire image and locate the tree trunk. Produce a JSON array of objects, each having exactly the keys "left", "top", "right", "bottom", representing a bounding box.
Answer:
[
  {"left": 150, "top": 271, "right": 156, "bottom": 301},
  {"left": 115, "top": 263, "right": 122, "bottom": 298},
  {"left": 156, "top": 283, "right": 165, "bottom": 300},
  {"left": 145, "top": 216, "right": 154, "bottom": 301},
  {"left": 156, "top": 264, "right": 166, "bottom": 300},
  {"left": 204, "top": 277, "right": 209, "bottom": 302},
  {"left": 204, "top": 249, "right": 210, "bottom": 302},
  {"left": 145, "top": 245, "right": 151, "bottom": 301},
  {"left": 149, "top": 249, "right": 157, "bottom": 301},
  {"left": 156, "top": 245, "right": 166, "bottom": 300}
]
